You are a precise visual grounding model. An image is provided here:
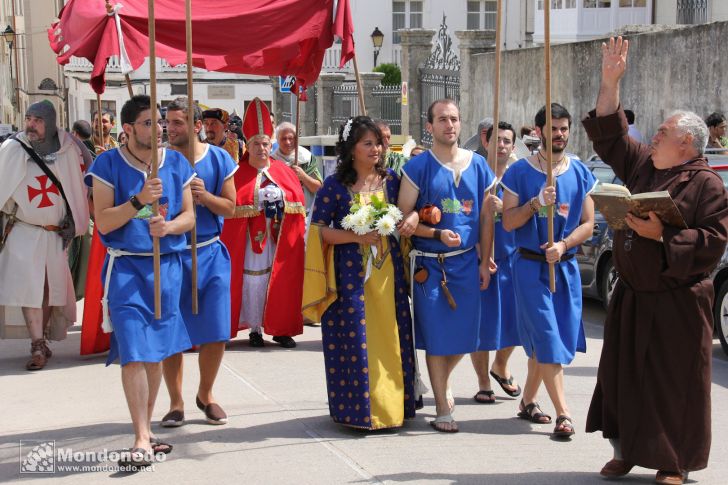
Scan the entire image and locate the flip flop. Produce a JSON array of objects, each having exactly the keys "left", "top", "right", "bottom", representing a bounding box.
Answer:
[
  {"left": 118, "top": 447, "right": 154, "bottom": 468},
  {"left": 473, "top": 390, "right": 496, "bottom": 404},
  {"left": 150, "top": 437, "right": 173, "bottom": 455},
  {"left": 490, "top": 370, "right": 522, "bottom": 397},
  {"left": 430, "top": 414, "right": 459, "bottom": 433}
]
